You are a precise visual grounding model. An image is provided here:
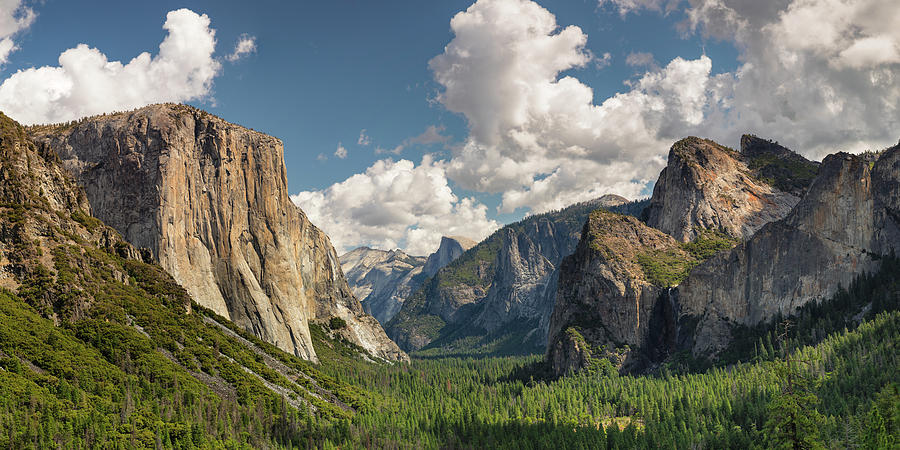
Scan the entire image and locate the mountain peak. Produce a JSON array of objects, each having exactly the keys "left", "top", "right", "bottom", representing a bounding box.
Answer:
[
  {"left": 422, "top": 235, "right": 477, "bottom": 277},
  {"left": 644, "top": 136, "right": 806, "bottom": 242},
  {"left": 740, "top": 134, "right": 819, "bottom": 195},
  {"left": 442, "top": 235, "right": 477, "bottom": 250},
  {"left": 593, "top": 194, "right": 629, "bottom": 207}
]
